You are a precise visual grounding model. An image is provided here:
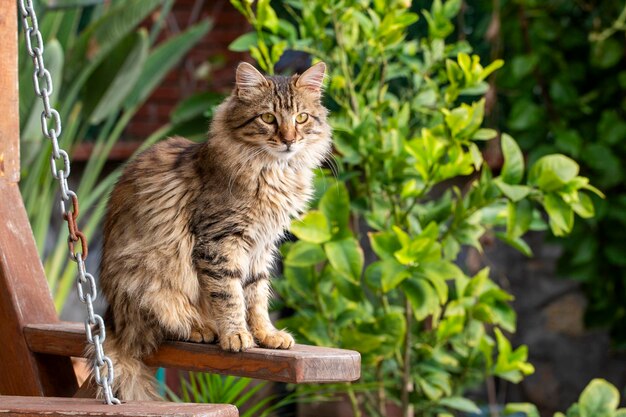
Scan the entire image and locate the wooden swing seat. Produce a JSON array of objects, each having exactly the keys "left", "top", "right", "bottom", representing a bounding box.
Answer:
[
  {"left": 0, "top": 3, "right": 359, "bottom": 416},
  {"left": 25, "top": 323, "right": 360, "bottom": 384},
  {"left": 0, "top": 397, "right": 238, "bottom": 417}
]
